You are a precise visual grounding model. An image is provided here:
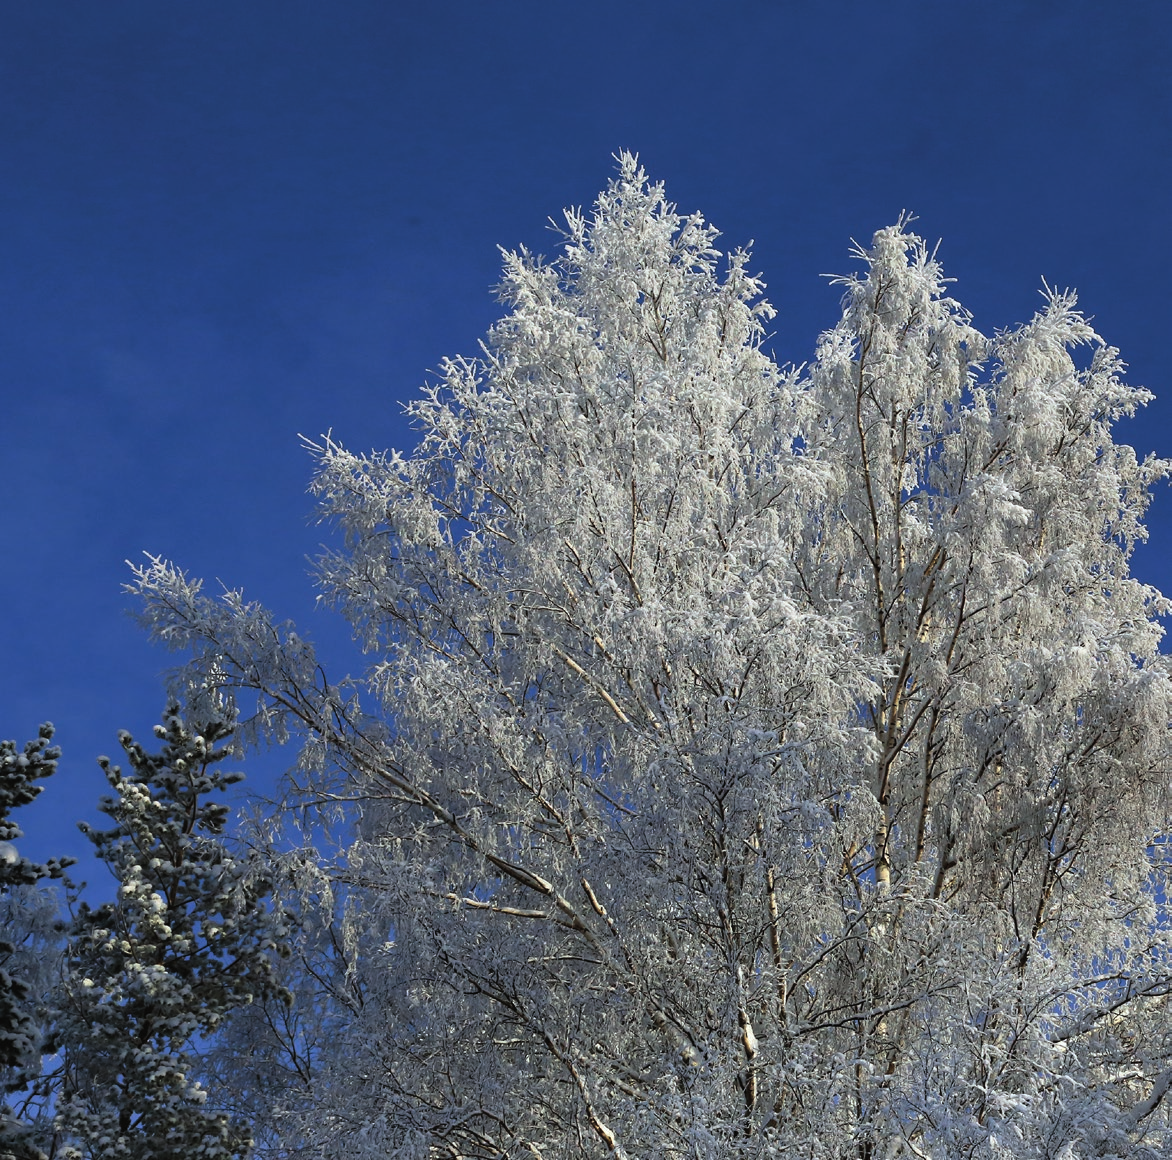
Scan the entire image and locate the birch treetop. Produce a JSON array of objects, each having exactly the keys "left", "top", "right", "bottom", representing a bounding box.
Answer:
[{"left": 132, "top": 156, "right": 1172, "bottom": 1159}]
